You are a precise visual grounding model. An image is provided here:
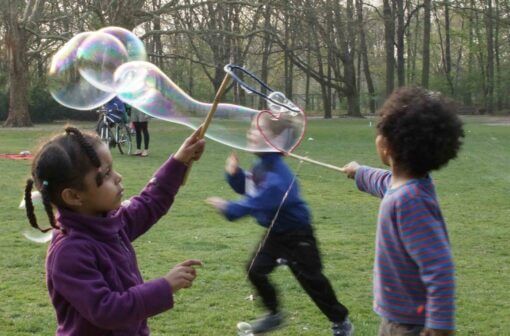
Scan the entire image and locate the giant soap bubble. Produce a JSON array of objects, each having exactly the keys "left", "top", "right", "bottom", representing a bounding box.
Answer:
[
  {"left": 48, "top": 32, "right": 116, "bottom": 110},
  {"left": 48, "top": 27, "right": 306, "bottom": 153},
  {"left": 114, "top": 61, "right": 305, "bottom": 152}
]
